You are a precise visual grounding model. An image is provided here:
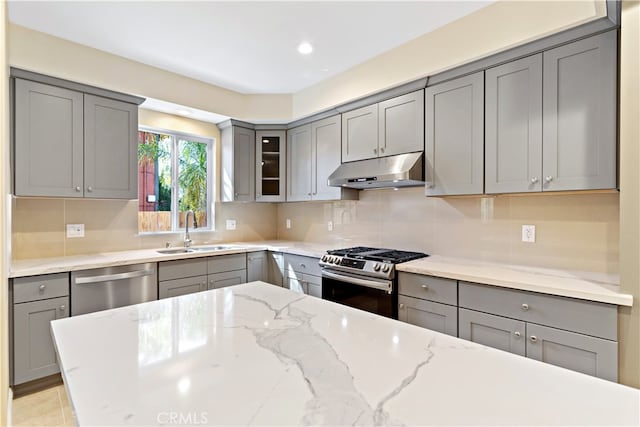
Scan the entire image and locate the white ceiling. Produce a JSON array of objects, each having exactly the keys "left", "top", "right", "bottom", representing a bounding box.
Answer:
[{"left": 8, "top": 1, "right": 494, "bottom": 95}]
